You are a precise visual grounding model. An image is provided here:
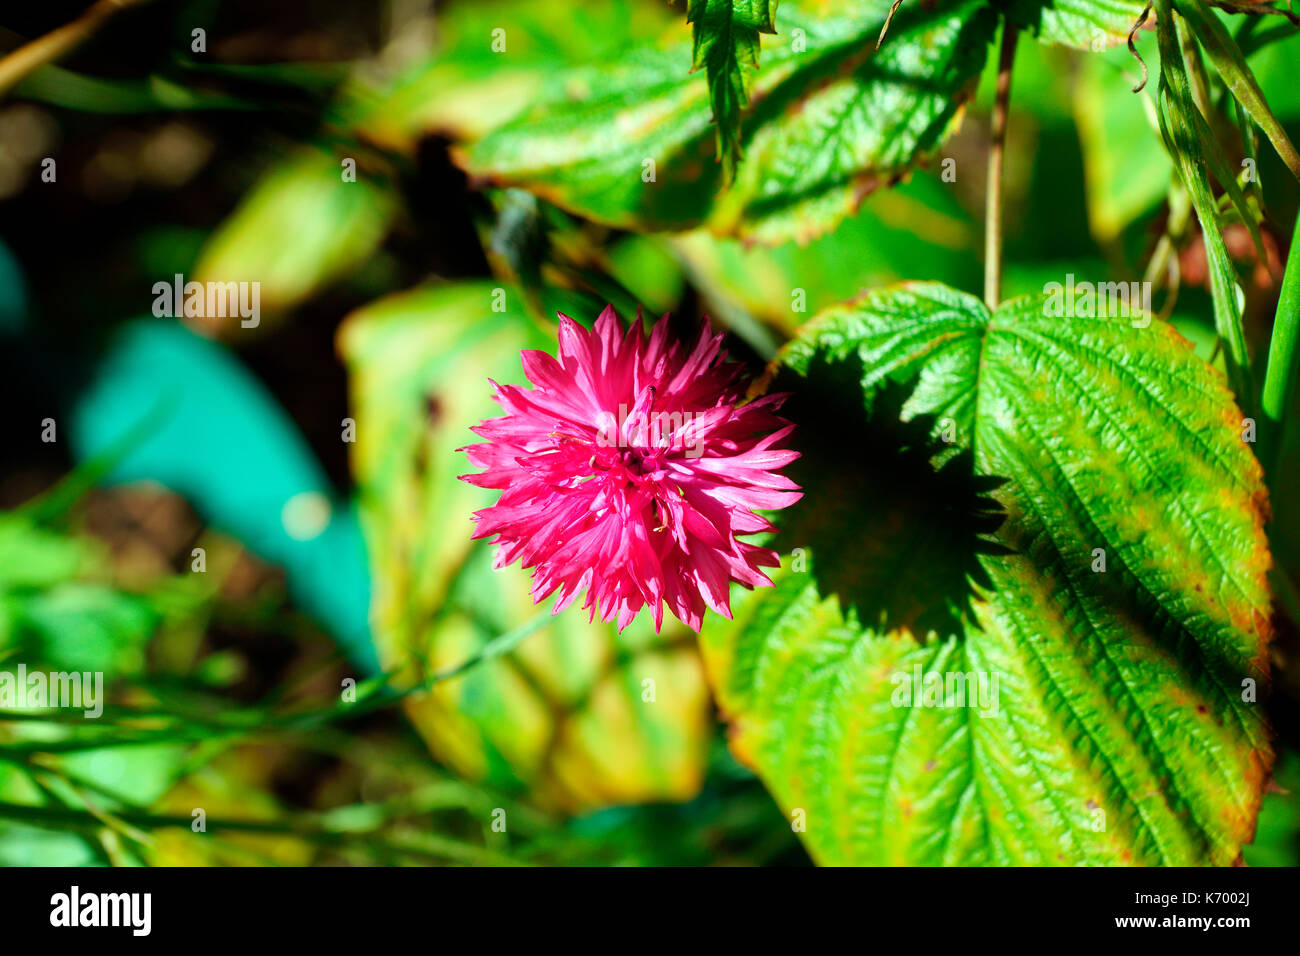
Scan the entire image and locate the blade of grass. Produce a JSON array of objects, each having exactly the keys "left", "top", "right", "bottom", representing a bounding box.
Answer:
[
  {"left": 0, "top": 0, "right": 159, "bottom": 98},
  {"left": 1233, "top": 96, "right": 1263, "bottom": 204},
  {"left": 1261, "top": 212, "right": 1300, "bottom": 469},
  {"left": 1155, "top": 0, "right": 1255, "bottom": 410},
  {"left": 0, "top": 800, "right": 527, "bottom": 865},
  {"left": 1177, "top": 16, "right": 1266, "bottom": 262},
  {"left": 1179, "top": 0, "right": 1300, "bottom": 183}
]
